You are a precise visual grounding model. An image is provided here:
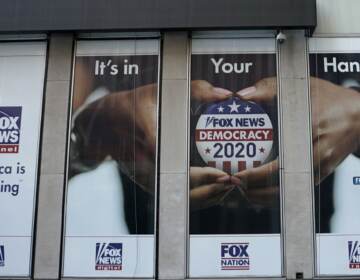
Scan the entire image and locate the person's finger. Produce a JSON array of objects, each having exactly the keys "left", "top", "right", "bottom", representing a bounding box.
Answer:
[
  {"left": 191, "top": 80, "right": 232, "bottom": 102},
  {"left": 231, "top": 159, "right": 279, "bottom": 188},
  {"left": 191, "top": 183, "right": 233, "bottom": 201},
  {"left": 201, "top": 87, "right": 233, "bottom": 103},
  {"left": 190, "top": 166, "right": 228, "bottom": 187},
  {"left": 229, "top": 176, "right": 243, "bottom": 186},
  {"left": 216, "top": 175, "right": 231, "bottom": 183},
  {"left": 235, "top": 86, "right": 256, "bottom": 100},
  {"left": 235, "top": 77, "right": 277, "bottom": 103}
]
